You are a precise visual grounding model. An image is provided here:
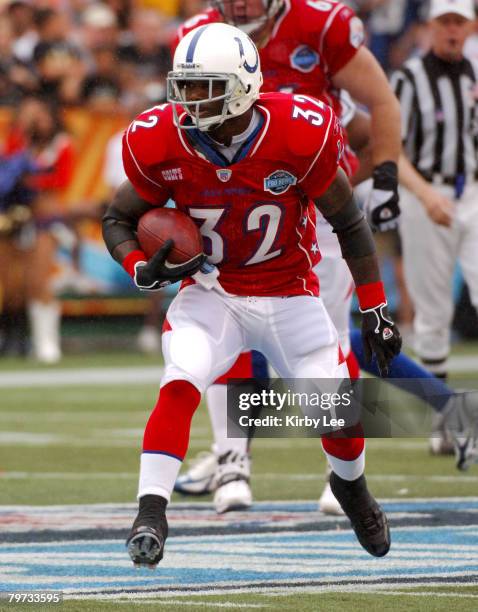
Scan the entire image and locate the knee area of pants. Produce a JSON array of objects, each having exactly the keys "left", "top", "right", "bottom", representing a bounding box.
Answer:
[
  {"left": 295, "top": 349, "right": 347, "bottom": 379},
  {"left": 167, "top": 326, "right": 213, "bottom": 381}
]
